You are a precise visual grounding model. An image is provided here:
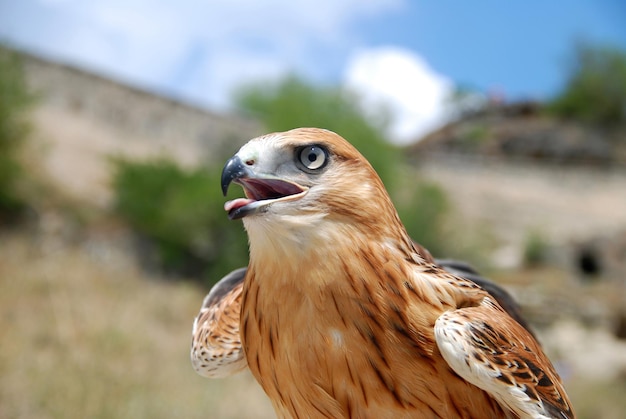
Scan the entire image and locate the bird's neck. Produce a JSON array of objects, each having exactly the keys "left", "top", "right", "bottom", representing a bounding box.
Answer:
[{"left": 248, "top": 212, "right": 423, "bottom": 279}]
